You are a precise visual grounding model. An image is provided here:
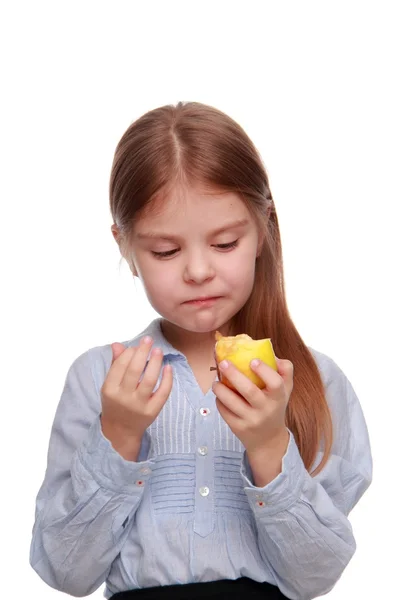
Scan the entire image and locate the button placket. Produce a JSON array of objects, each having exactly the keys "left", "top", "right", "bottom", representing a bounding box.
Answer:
[
  {"left": 200, "top": 407, "right": 210, "bottom": 417},
  {"left": 194, "top": 394, "right": 215, "bottom": 537},
  {"left": 253, "top": 490, "right": 267, "bottom": 507},
  {"left": 140, "top": 467, "right": 151, "bottom": 475},
  {"left": 134, "top": 465, "right": 153, "bottom": 489}
]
